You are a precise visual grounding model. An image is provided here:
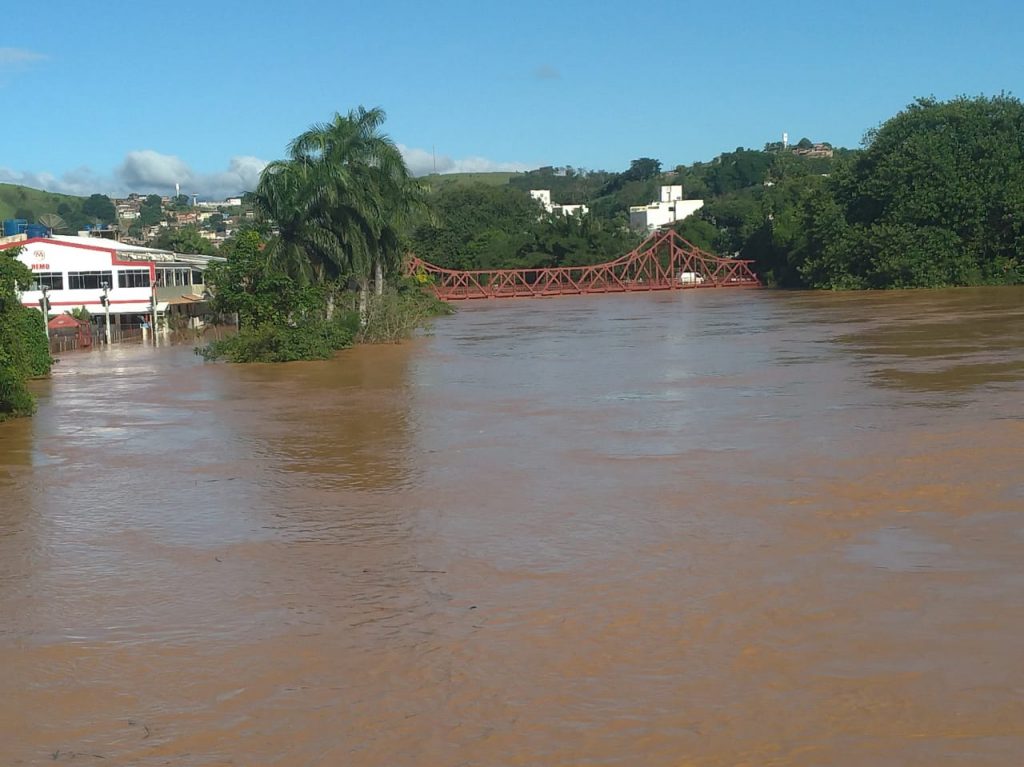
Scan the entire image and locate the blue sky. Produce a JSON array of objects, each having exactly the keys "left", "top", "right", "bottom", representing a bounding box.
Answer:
[{"left": 1, "top": 0, "right": 1022, "bottom": 198}]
